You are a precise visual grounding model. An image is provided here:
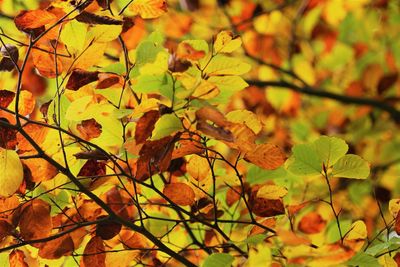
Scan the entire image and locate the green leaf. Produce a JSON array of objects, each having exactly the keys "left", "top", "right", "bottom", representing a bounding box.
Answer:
[
  {"left": 135, "top": 74, "right": 171, "bottom": 94},
  {"left": 208, "top": 76, "right": 249, "bottom": 103},
  {"left": 313, "top": 136, "right": 348, "bottom": 166},
  {"left": 347, "top": 252, "right": 379, "bottom": 267},
  {"left": 151, "top": 114, "right": 182, "bottom": 140},
  {"left": 326, "top": 219, "right": 351, "bottom": 243},
  {"left": 287, "top": 143, "right": 322, "bottom": 176},
  {"left": 332, "top": 154, "right": 370, "bottom": 179},
  {"left": 203, "top": 253, "right": 234, "bottom": 267}
]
